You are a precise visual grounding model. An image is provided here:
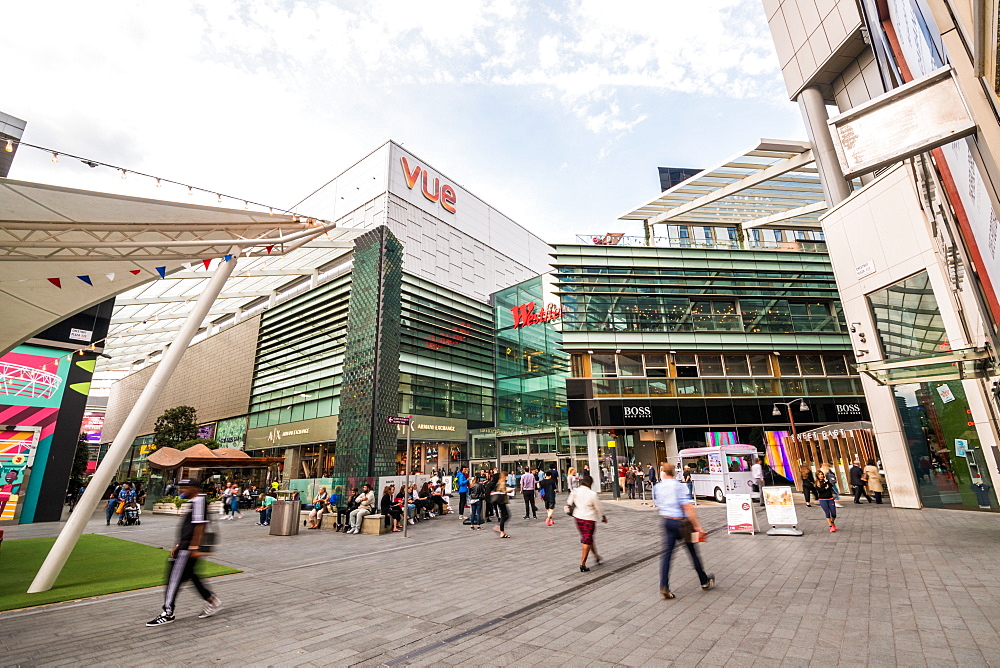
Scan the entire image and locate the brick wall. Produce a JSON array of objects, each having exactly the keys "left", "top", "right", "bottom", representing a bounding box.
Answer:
[{"left": 103, "top": 315, "right": 261, "bottom": 443}]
